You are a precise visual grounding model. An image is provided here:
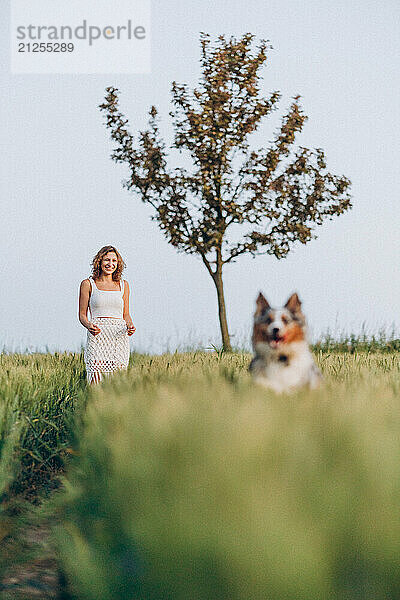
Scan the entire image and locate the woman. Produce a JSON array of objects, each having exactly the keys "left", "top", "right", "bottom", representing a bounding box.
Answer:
[{"left": 79, "top": 245, "right": 135, "bottom": 384}]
